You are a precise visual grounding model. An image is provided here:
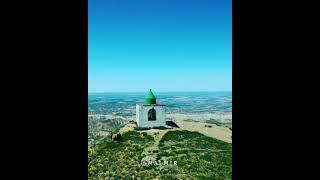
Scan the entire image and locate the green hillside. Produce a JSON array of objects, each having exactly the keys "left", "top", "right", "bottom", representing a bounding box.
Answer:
[{"left": 88, "top": 130, "right": 232, "bottom": 179}]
